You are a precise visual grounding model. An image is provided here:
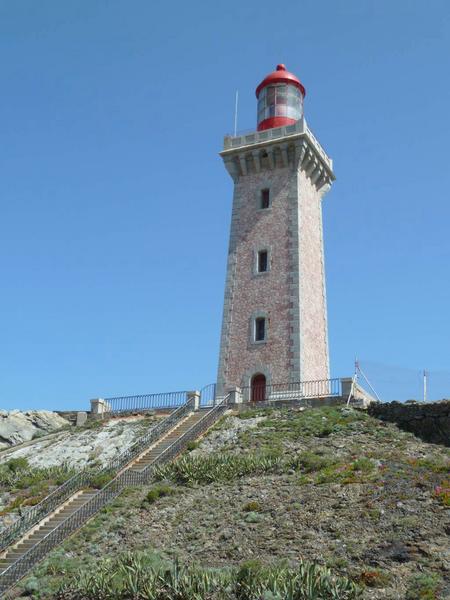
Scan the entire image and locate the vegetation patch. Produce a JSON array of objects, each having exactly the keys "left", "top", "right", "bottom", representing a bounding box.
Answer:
[
  {"left": 433, "top": 480, "right": 450, "bottom": 507},
  {"left": 242, "top": 500, "right": 262, "bottom": 512},
  {"left": 290, "top": 450, "right": 338, "bottom": 473},
  {"left": 76, "top": 417, "right": 104, "bottom": 430},
  {"left": 358, "top": 569, "right": 390, "bottom": 588},
  {"left": 87, "top": 470, "right": 115, "bottom": 490},
  {"left": 237, "top": 407, "right": 276, "bottom": 420},
  {"left": 153, "top": 453, "right": 282, "bottom": 485},
  {"left": 144, "top": 484, "right": 176, "bottom": 505},
  {"left": 53, "top": 551, "right": 361, "bottom": 599},
  {"left": 294, "top": 454, "right": 379, "bottom": 486},
  {"left": 235, "top": 407, "right": 377, "bottom": 455},
  {"left": 0, "top": 458, "right": 75, "bottom": 514},
  {"left": 186, "top": 440, "right": 199, "bottom": 451},
  {"left": 153, "top": 450, "right": 381, "bottom": 488},
  {"left": 256, "top": 406, "right": 369, "bottom": 438},
  {"left": 408, "top": 456, "right": 450, "bottom": 474},
  {"left": 405, "top": 572, "right": 443, "bottom": 599}
]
